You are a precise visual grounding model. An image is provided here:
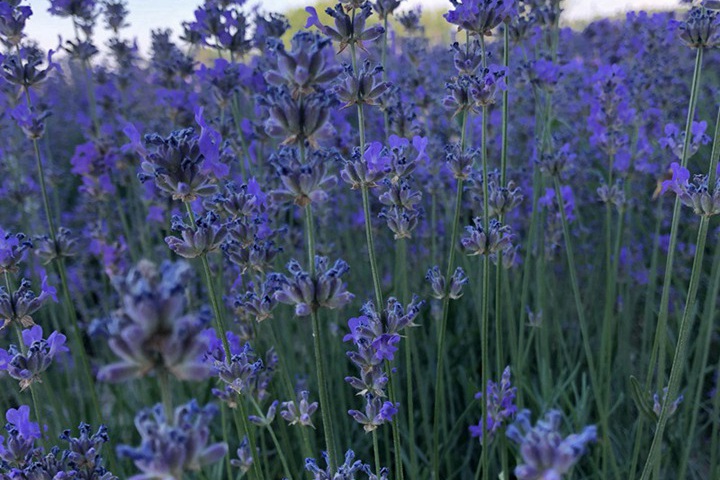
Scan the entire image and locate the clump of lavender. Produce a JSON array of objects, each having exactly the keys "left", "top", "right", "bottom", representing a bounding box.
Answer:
[
  {"left": 444, "top": 0, "right": 516, "bottom": 36},
  {"left": 0, "top": 229, "right": 31, "bottom": 275},
  {"left": 0, "top": 405, "right": 41, "bottom": 467},
  {"left": 98, "top": 260, "right": 212, "bottom": 383},
  {"left": 0, "top": 325, "right": 68, "bottom": 391},
  {"left": 137, "top": 128, "right": 218, "bottom": 202},
  {"left": 344, "top": 297, "right": 423, "bottom": 430},
  {"left": 306, "top": 449, "right": 388, "bottom": 480},
  {"left": 678, "top": 5, "right": 720, "bottom": 48},
  {"left": 265, "top": 31, "right": 342, "bottom": 98},
  {"left": 0, "top": 406, "right": 114, "bottom": 478},
  {"left": 211, "top": 341, "right": 278, "bottom": 408},
  {"left": 305, "top": 3, "right": 385, "bottom": 53},
  {"left": 461, "top": 217, "right": 515, "bottom": 262},
  {"left": 659, "top": 121, "right": 711, "bottom": 161},
  {"left": 280, "top": 391, "right": 319, "bottom": 428},
  {"left": 469, "top": 366, "right": 517, "bottom": 444},
  {"left": 165, "top": 210, "right": 228, "bottom": 258},
  {"left": 426, "top": 266, "right": 469, "bottom": 300},
  {"left": 661, "top": 162, "right": 720, "bottom": 216},
  {"left": 273, "top": 256, "right": 354, "bottom": 316},
  {"left": 0, "top": 277, "right": 56, "bottom": 331},
  {"left": 507, "top": 410, "right": 597, "bottom": 480},
  {"left": 117, "top": 400, "right": 227, "bottom": 480}
]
